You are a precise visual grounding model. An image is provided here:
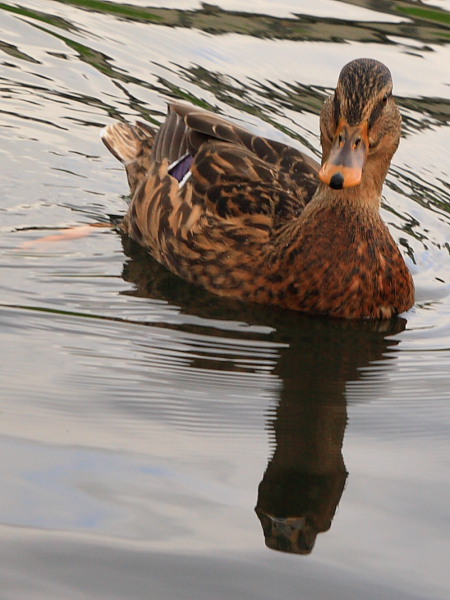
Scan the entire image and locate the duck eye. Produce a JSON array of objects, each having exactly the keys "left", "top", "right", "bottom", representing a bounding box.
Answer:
[{"left": 382, "top": 93, "right": 389, "bottom": 103}]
